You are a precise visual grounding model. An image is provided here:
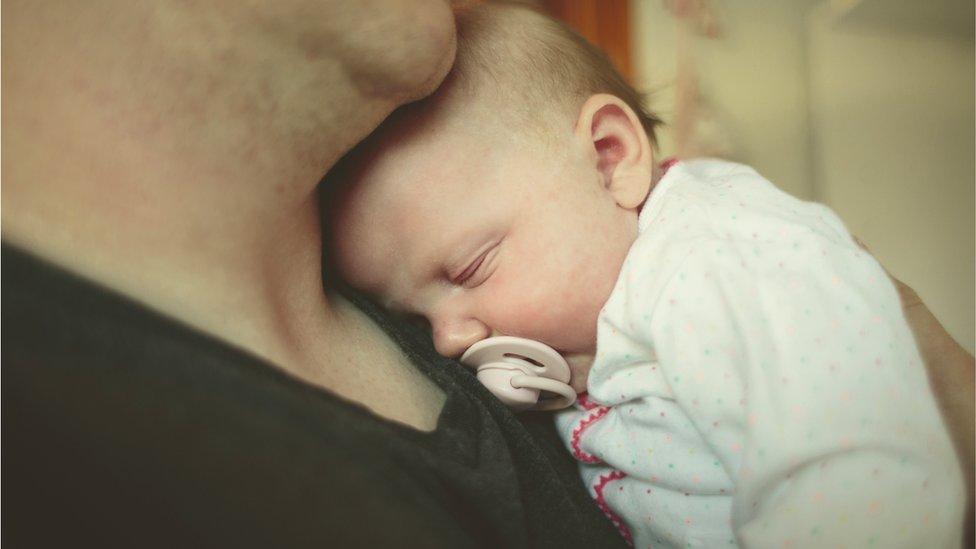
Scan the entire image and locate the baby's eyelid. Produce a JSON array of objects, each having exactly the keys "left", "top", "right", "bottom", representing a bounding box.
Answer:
[
  {"left": 459, "top": 245, "right": 501, "bottom": 288},
  {"left": 454, "top": 250, "right": 489, "bottom": 285}
]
